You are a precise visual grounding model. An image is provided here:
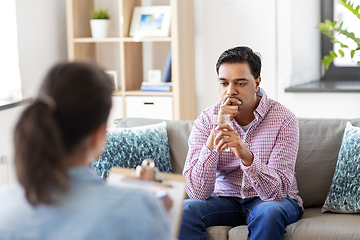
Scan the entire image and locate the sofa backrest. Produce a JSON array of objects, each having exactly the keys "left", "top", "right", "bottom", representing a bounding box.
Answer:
[
  {"left": 114, "top": 117, "right": 360, "bottom": 208},
  {"left": 296, "top": 118, "right": 360, "bottom": 208}
]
